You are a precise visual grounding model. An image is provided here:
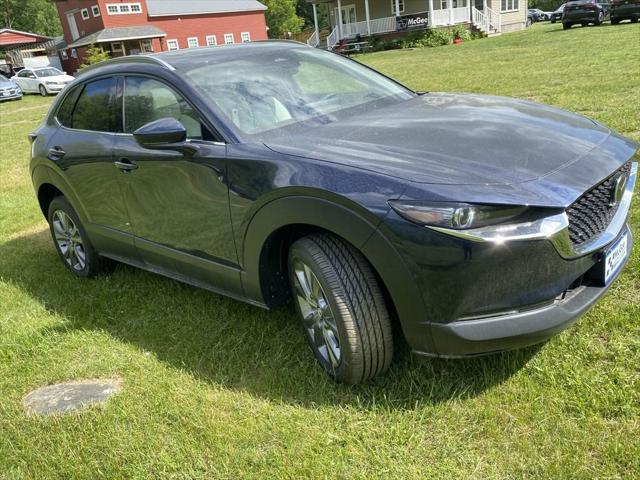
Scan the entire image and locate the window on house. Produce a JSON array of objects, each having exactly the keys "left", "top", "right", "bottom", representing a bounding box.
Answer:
[
  {"left": 241, "top": 32, "right": 251, "bottom": 43},
  {"left": 224, "top": 33, "right": 234, "bottom": 44},
  {"left": 60, "top": 50, "right": 69, "bottom": 60},
  {"left": 106, "top": 3, "right": 142, "bottom": 15},
  {"left": 111, "top": 42, "right": 123, "bottom": 53},
  {"left": 391, "top": 0, "right": 405, "bottom": 15},
  {"left": 81, "top": 8, "right": 90, "bottom": 20},
  {"left": 92, "top": 5, "right": 100, "bottom": 17},
  {"left": 501, "top": 0, "right": 519, "bottom": 10},
  {"left": 206, "top": 35, "right": 217, "bottom": 46},
  {"left": 71, "top": 78, "right": 118, "bottom": 132},
  {"left": 167, "top": 39, "right": 179, "bottom": 50},
  {"left": 71, "top": 48, "right": 78, "bottom": 58},
  {"left": 140, "top": 39, "right": 153, "bottom": 53},
  {"left": 187, "top": 37, "right": 199, "bottom": 48}
]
